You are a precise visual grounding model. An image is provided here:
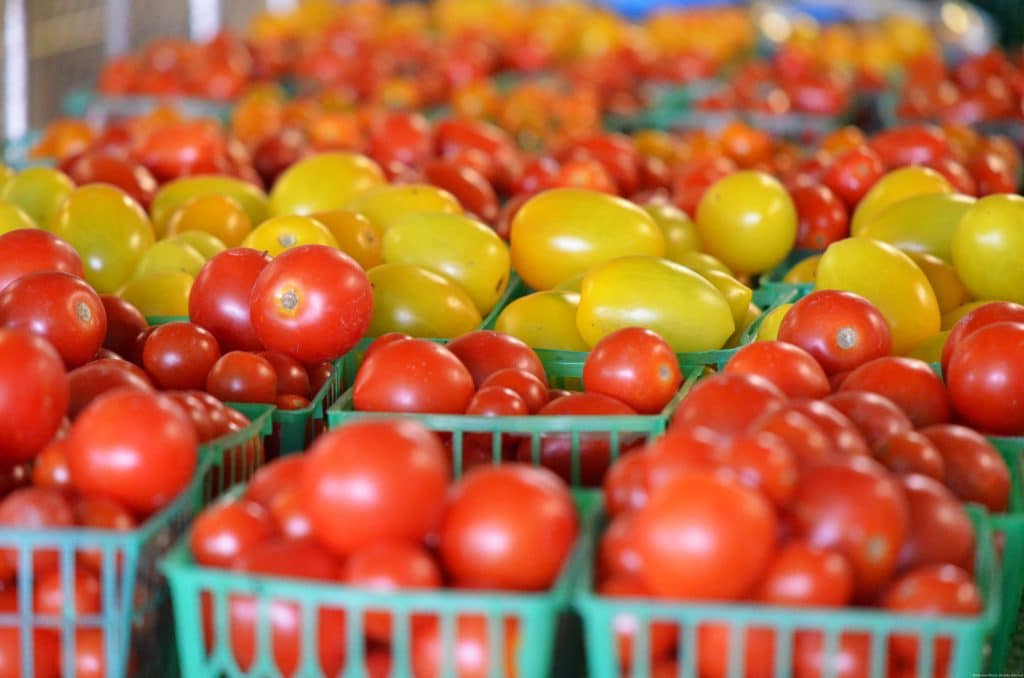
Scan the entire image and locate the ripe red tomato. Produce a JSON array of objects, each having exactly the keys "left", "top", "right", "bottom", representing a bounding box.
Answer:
[
  {"left": 422, "top": 159, "right": 499, "bottom": 224},
  {"left": 562, "top": 134, "right": 640, "bottom": 196},
  {"left": 74, "top": 494, "right": 135, "bottom": 571},
  {"left": 464, "top": 385, "right": 528, "bottom": 452},
  {"left": 869, "top": 126, "right": 952, "bottom": 169},
  {"left": 301, "top": 420, "right": 449, "bottom": 555},
  {"left": 0, "top": 272, "right": 106, "bottom": 368},
  {"left": 68, "top": 358, "right": 153, "bottom": 419},
  {"left": 600, "top": 575, "right": 677, "bottom": 668},
  {"left": 0, "top": 487, "right": 74, "bottom": 576},
  {"left": 874, "top": 430, "right": 945, "bottom": 480},
  {"left": 244, "top": 455, "right": 305, "bottom": 508},
  {"left": 790, "top": 457, "right": 909, "bottom": 600},
  {"left": 65, "top": 152, "right": 158, "bottom": 208},
  {"left": 268, "top": 484, "right": 312, "bottom": 539},
  {"left": 353, "top": 338, "right": 475, "bottom": 414},
  {"left": 440, "top": 464, "right": 577, "bottom": 591},
  {"left": 71, "top": 628, "right": 106, "bottom": 678},
  {"left": 142, "top": 321, "right": 221, "bottom": 390},
  {"left": 792, "top": 184, "right": 849, "bottom": 250},
  {"left": 633, "top": 471, "right": 777, "bottom": 600},
  {"left": 361, "top": 332, "right": 412, "bottom": 364},
  {"left": 583, "top": 327, "right": 682, "bottom": 414},
  {"left": 919, "top": 424, "right": 1010, "bottom": 512},
  {"left": 434, "top": 118, "right": 517, "bottom": 186},
  {"left": 100, "top": 295, "right": 147, "bottom": 358},
  {"left": 0, "top": 592, "right": 59, "bottom": 678},
  {"left": 784, "top": 400, "right": 872, "bottom": 459},
  {"left": 411, "top": 615, "right": 519, "bottom": 678},
  {"left": 250, "top": 245, "right": 372, "bottom": 364},
  {"left": 164, "top": 391, "right": 217, "bottom": 441},
  {"left": 367, "top": 111, "right": 432, "bottom": 171},
  {"left": 599, "top": 511, "right": 643, "bottom": 578},
  {"left": 446, "top": 331, "right": 546, "bottom": 388},
  {"left": 898, "top": 473, "right": 974, "bottom": 572},
  {"left": 275, "top": 394, "right": 310, "bottom": 410},
  {"left": 603, "top": 451, "right": 650, "bottom": 516},
  {"left": 778, "top": 290, "right": 892, "bottom": 375},
  {"left": 839, "top": 357, "right": 950, "bottom": 427},
  {"left": 258, "top": 351, "right": 311, "bottom": 398},
  {"left": 32, "top": 439, "right": 71, "bottom": 490},
  {"left": 206, "top": 351, "right": 278, "bottom": 403},
  {"left": 793, "top": 631, "right": 877, "bottom": 678},
  {"left": 718, "top": 432, "right": 798, "bottom": 508},
  {"left": 308, "top": 361, "right": 333, "bottom": 394},
  {"left": 33, "top": 564, "right": 101, "bottom": 616},
  {"left": 725, "top": 341, "right": 830, "bottom": 399},
  {"left": 252, "top": 129, "right": 311, "bottom": 186},
  {"left": 66, "top": 389, "right": 198, "bottom": 517},
  {"left": 643, "top": 427, "right": 720, "bottom": 495},
  {"left": 942, "top": 301, "right": 1024, "bottom": 375},
  {"left": 824, "top": 391, "right": 913, "bottom": 451},
  {"left": 756, "top": 541, "right": 854, "bottom": 607},
  {"left": 822, "top": 146, "right": 885, "bottom": 208},
  {"left": 189, "top": 248, "right": 271, "bottom": 353},
  {"left": 969, "top": 149, "right": 1017, "bottom": 195},
  {"left": 189, "top": 498, "right": 274, "bottom": 568},
  {"left": 696, "top": 623, "right": 775, "bottom": 678},
  {"left": 671, "top": 373, "right": 786, "bottom": 439},
  {"left": 752, "top": 409, "right": 831, "bottom": 468},
  {"left": 0, "top": 229, "right": 84, "bottom": 293},
  {"left": 931, "top": 156, "right": 977, "bottom": 195},
  {"left": 946, "top": 321, "right": 1024, "bottom": 434},
  {"left": 0, "top": 330, "right": 69, "bottom": 465},
  {"left": 480, "top": 368, "right": 548, "bottom": 413},
  {"left": 672, "top": 157, "right": 737, "bottom": 216}
]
